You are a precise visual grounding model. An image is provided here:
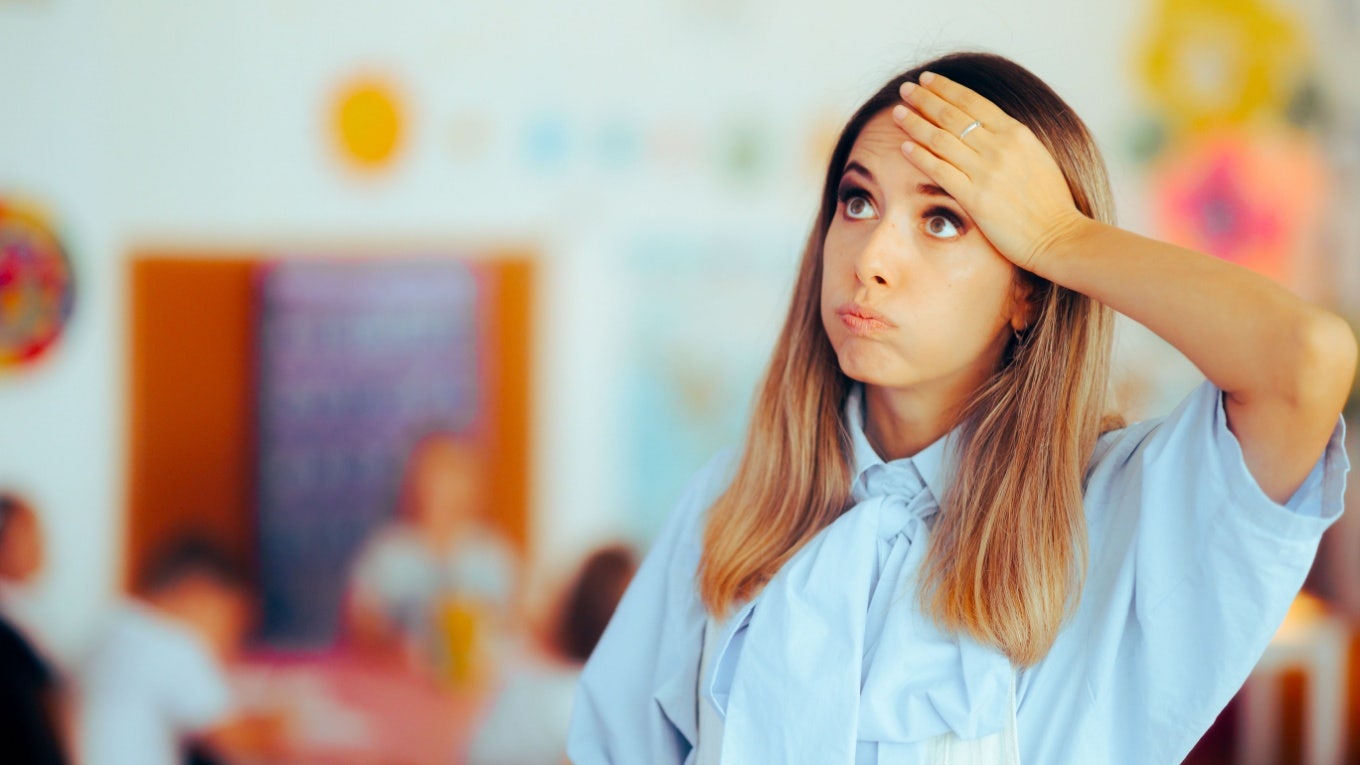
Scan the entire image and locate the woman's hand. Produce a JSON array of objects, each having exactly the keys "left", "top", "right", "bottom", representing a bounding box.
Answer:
[{"left": 891, "top": 71, "right": 1089, "bottom": 274}]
